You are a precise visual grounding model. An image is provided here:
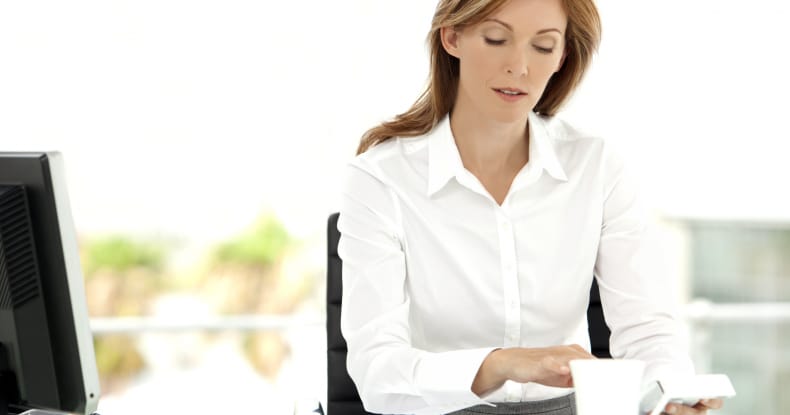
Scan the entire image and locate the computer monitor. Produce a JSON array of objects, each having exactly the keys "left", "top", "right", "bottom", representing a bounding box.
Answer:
[{"left": 0, "top": 152, "right": 99, "bottom": 415}]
